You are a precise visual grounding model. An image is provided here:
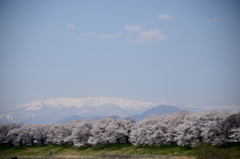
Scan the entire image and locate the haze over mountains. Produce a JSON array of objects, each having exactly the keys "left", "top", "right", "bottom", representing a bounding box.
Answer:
[{"left": 0, "top": 97, "right": 239, "bottom": 124}]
